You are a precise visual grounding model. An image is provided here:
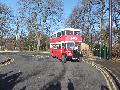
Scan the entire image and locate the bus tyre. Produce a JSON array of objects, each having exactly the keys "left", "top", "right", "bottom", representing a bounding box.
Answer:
[
  {"left": 51, "top": 53, "right": 53, "bottom": 57},
  {"left": 62, "top": 55, "right": 66, "bottom": 63},
  {"left": 77, "top": 59, "right": 80, "bottom": 62}
]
